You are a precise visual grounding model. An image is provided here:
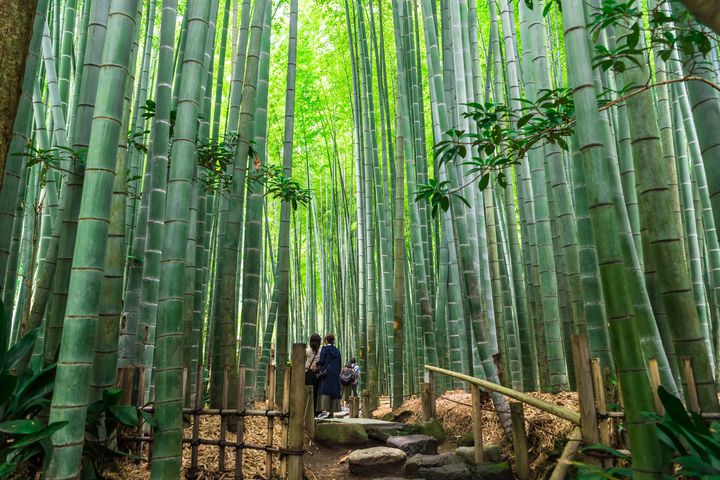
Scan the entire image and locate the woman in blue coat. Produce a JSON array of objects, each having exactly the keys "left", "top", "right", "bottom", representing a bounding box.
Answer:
[{"left": 316, "top": 334, "right": 341, "bottom": 418}]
